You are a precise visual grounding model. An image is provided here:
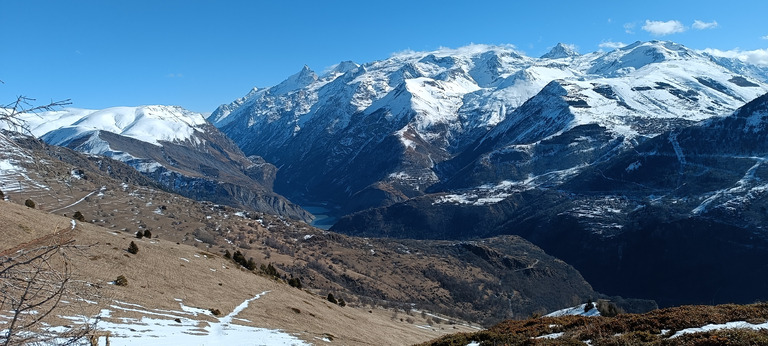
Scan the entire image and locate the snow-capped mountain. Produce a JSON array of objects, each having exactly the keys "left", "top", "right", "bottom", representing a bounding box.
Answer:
[
  {"left": 210, "top": 40, "right": 768, "bottom": 214},
  {"left": 18, "top": 106, "right": 311, "bottom": 221},
  {"left": 332, "top": 92, "right": 768, "bottom": 308}
]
